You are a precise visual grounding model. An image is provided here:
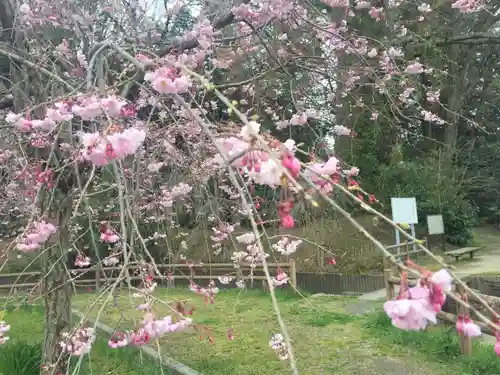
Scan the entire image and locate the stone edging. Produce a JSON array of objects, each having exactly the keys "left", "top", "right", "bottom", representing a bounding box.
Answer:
[{"left": 72, "top": 309, "right": 203, "bottom": 375}]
